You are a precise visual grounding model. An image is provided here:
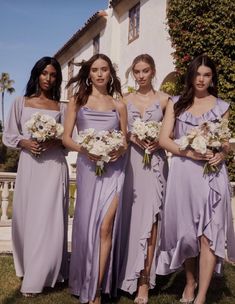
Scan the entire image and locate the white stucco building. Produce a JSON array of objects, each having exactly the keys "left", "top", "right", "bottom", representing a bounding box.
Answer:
[{"left": 54, "top": 0, "right": 174, "bottom": 176}]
